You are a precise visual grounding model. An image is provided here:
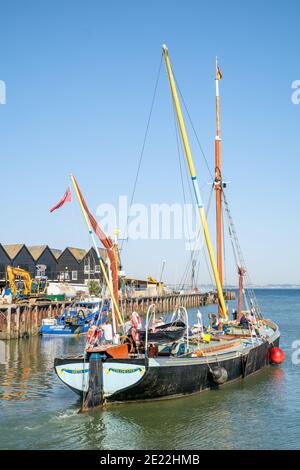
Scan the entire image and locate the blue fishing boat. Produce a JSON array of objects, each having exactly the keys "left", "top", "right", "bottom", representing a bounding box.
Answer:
[{"left": 40, "top": 300, "right": 108, "bottom": 336}]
